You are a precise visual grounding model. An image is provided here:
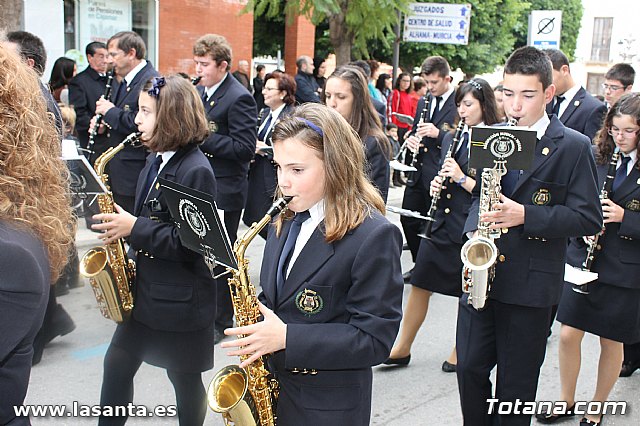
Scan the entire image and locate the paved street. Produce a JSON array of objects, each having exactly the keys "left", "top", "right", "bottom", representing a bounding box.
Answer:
[{"left": 24, "top": 186, "right": 640, "bottom": 425}]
